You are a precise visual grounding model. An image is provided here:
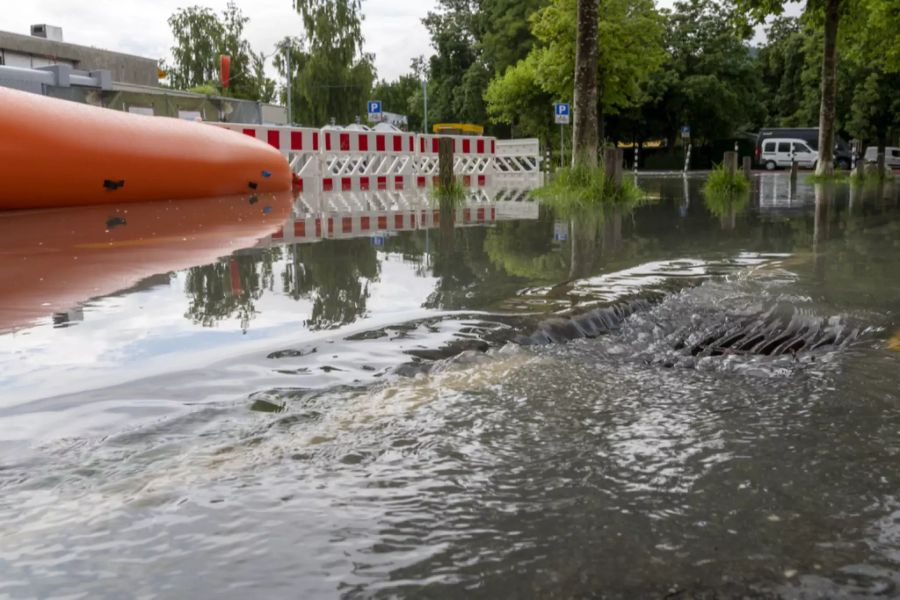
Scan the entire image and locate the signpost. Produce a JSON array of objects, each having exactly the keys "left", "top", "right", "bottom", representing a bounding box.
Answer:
[
  {"left": 554, "top": 103, "right": 570, "bottom": 168},
  {"left": 367, "top": 100, "right": 382, "bottom": 123}
]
